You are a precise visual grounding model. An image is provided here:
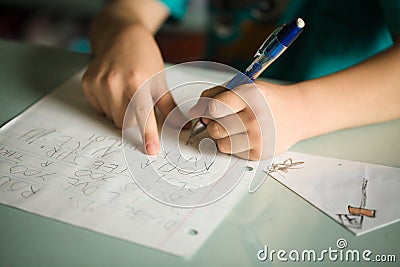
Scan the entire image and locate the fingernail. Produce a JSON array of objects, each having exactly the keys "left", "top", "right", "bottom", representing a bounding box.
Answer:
[
  {"left": 202, "top": 118, "right": 210, "bottom": 125},
  {"left": 146, "top": 142, "right": 157, "bottom": 155},
  {"left": 183, "top": 121, "right": 192, "bottom": 129}
]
